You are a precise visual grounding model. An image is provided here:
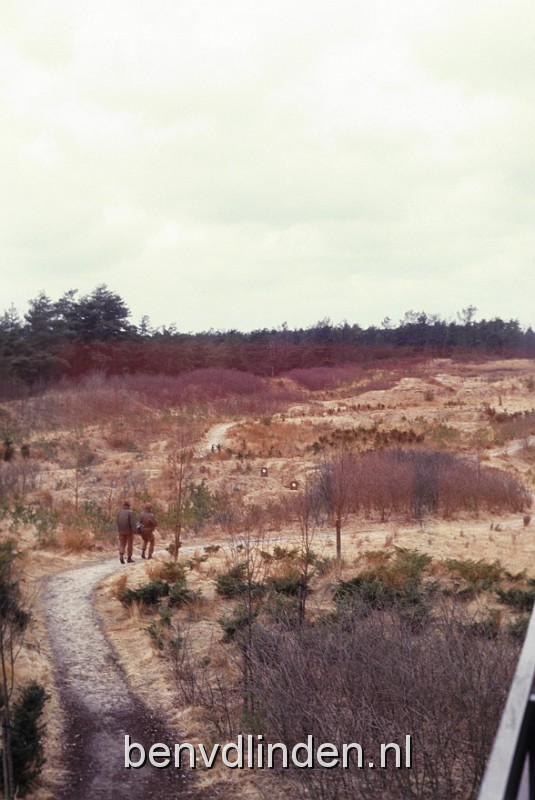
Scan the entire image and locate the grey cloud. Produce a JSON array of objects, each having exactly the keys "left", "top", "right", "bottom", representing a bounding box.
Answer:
[{"left": 1, "top": 0, "right": 534, "bottom": 332}]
